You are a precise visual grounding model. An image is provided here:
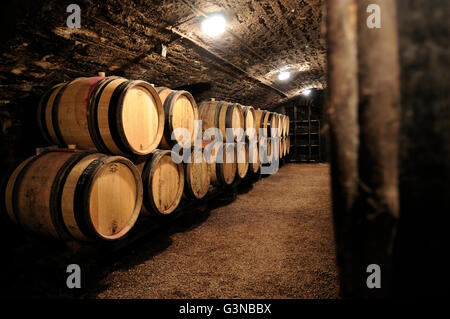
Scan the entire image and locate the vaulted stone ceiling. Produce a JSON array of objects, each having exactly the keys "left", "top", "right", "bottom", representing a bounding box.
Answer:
[{"left": 0, "top": 0, "right": 326, "bottom": 110}]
